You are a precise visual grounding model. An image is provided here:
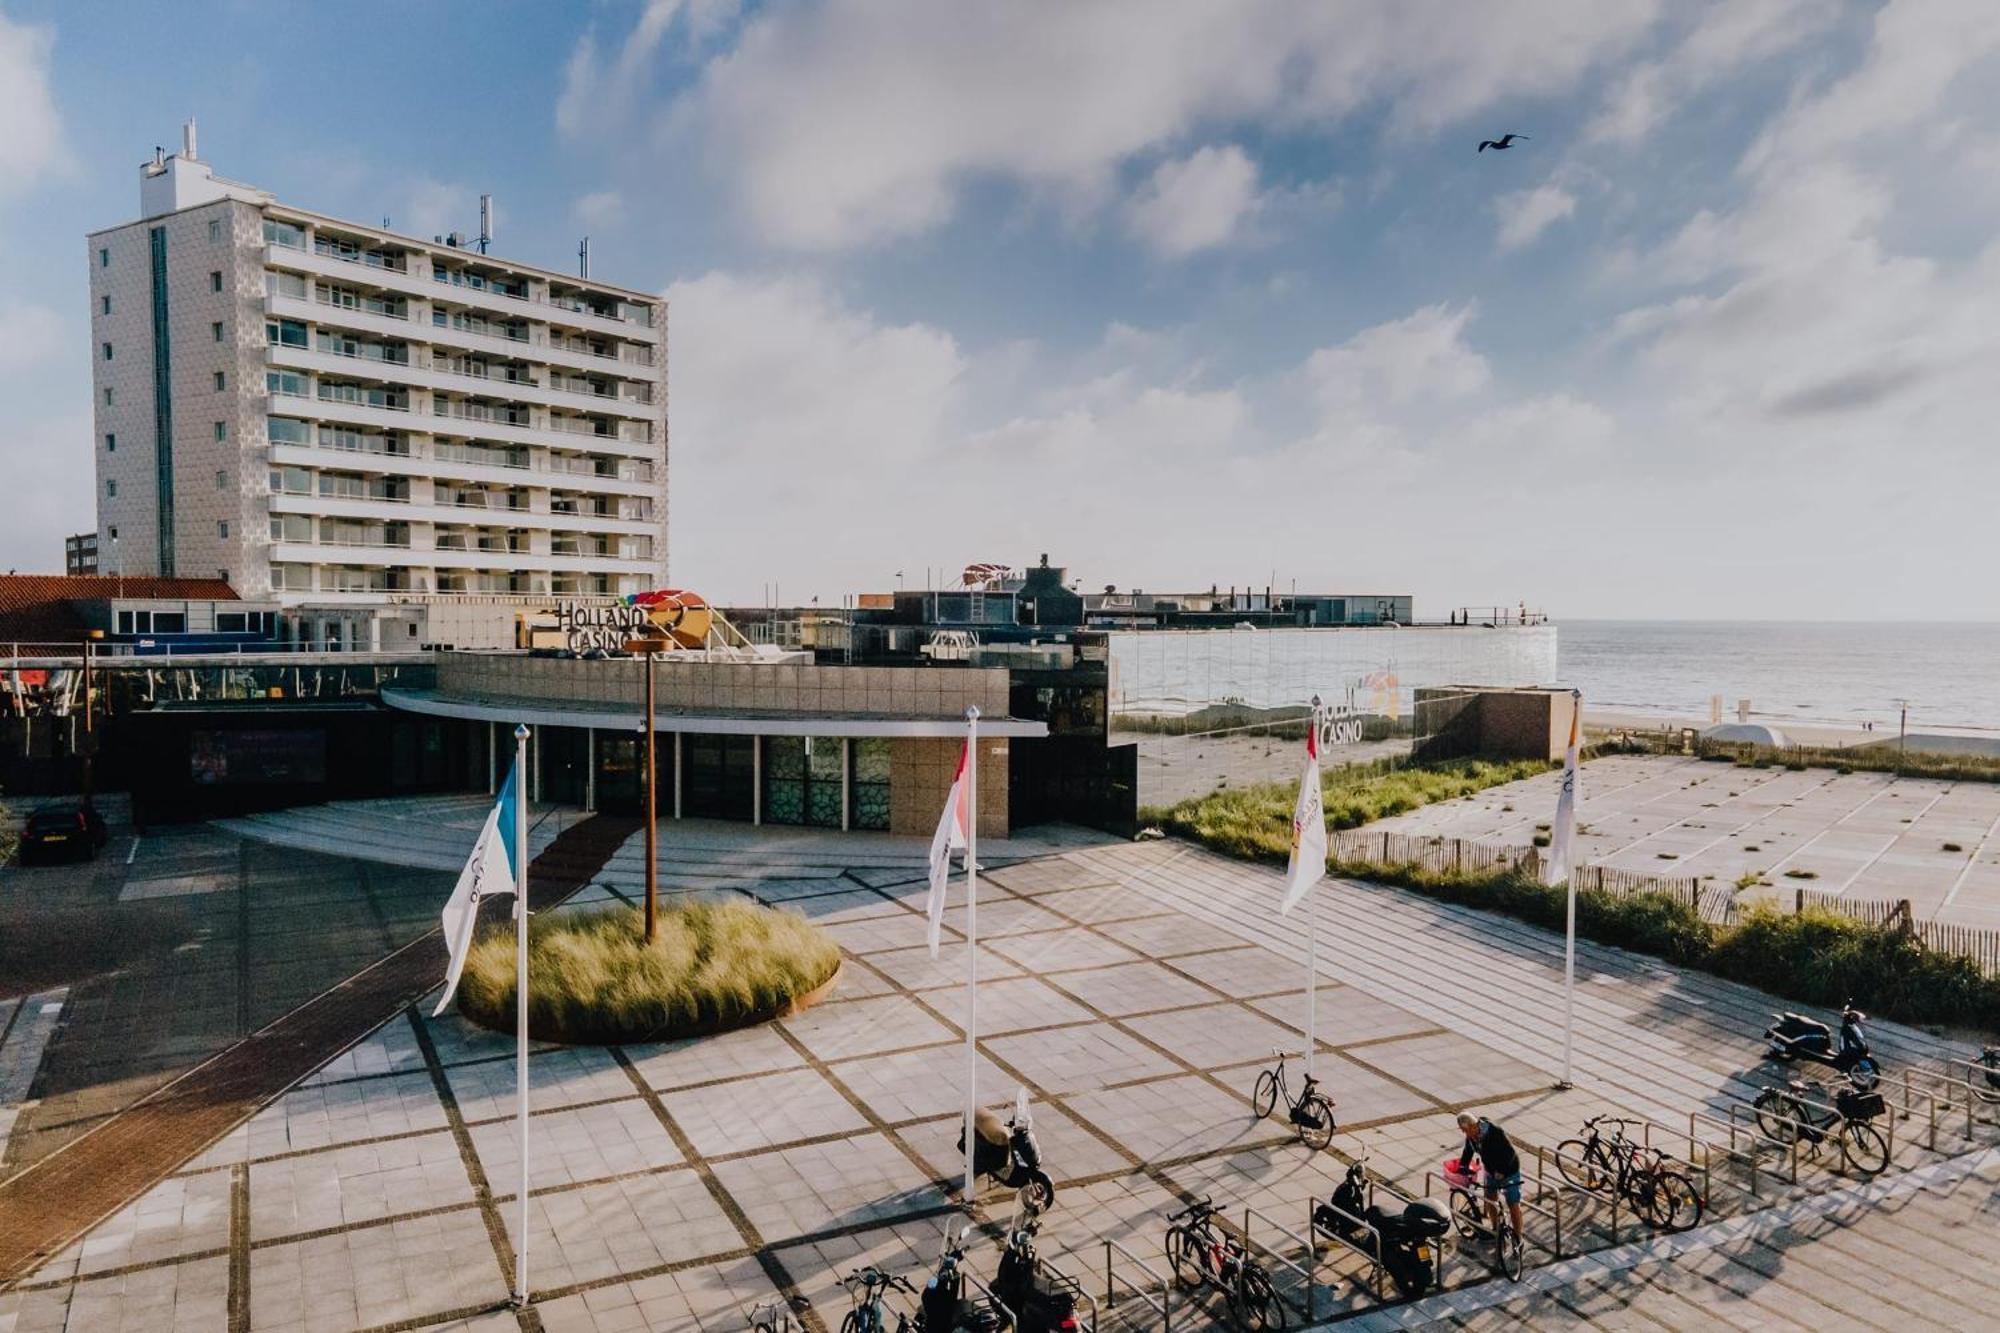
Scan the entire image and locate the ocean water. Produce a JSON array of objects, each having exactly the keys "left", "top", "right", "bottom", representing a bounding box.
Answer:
[{"left": 1561, "top": 621, "right": 2000, "bottom": 733}]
